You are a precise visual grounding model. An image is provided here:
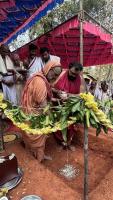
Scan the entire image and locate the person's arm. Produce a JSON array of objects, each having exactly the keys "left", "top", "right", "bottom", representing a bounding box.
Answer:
[
  {"left": 23, "top": 59, "right": 29, "bottom": 69},
  {"left": 7, "top": 69, "right": 16, "bottom": 74},
  {"left": 2, "top": 78, "right": 14, "bottom": 86},
  {"left": 68, "top": 93, "right": 78, "bottom": 97}
]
